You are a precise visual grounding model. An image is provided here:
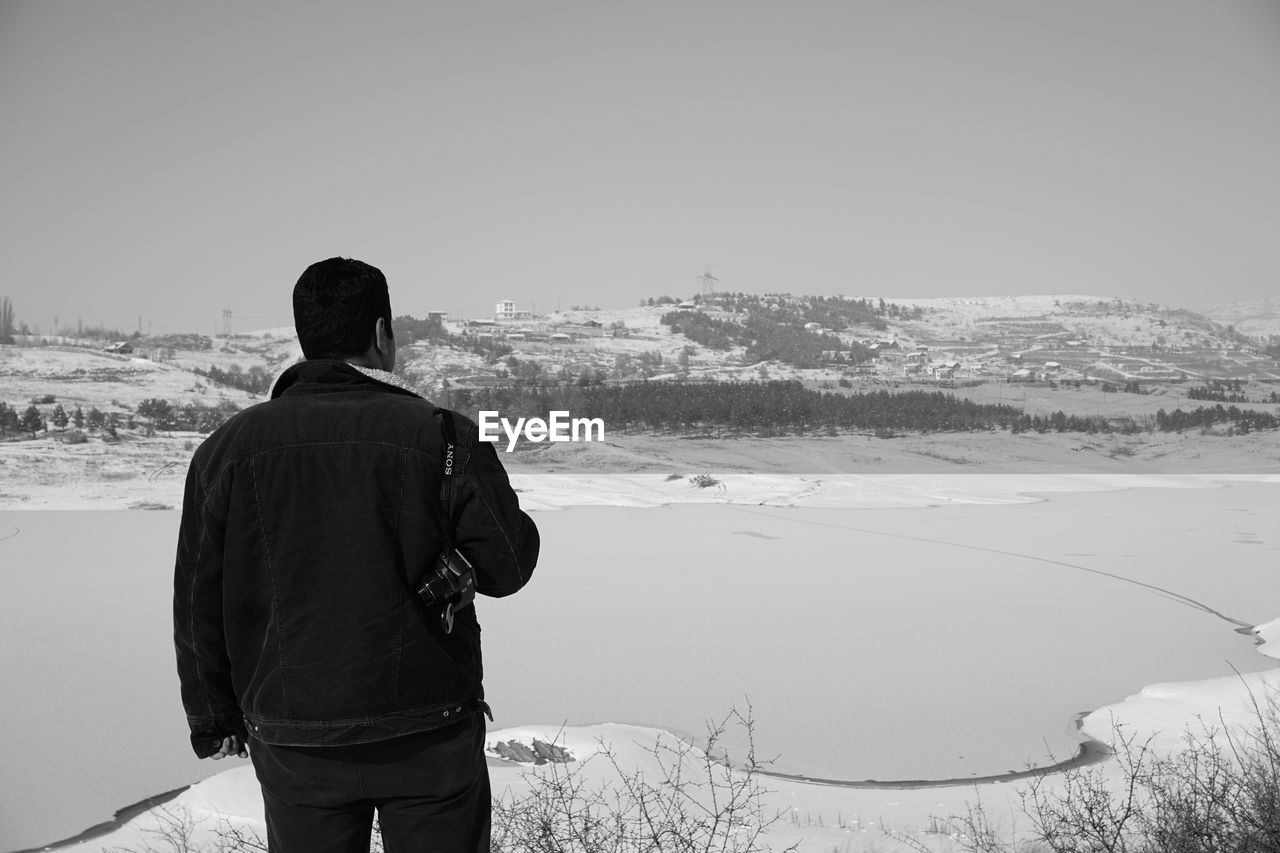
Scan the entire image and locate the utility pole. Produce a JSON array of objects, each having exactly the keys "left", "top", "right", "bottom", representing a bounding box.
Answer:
[{"left": 697, "top": 270, "right": 719, "bottom": 298}]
